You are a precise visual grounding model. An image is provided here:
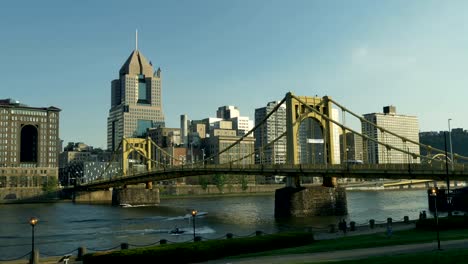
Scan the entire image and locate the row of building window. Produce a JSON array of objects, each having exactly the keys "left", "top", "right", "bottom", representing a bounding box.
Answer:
[
  {"left": 0, "top": 176, "right": 55, "bottom": 188},
  {"left": 10, "top": 110, "right": 48, "bottom": 116}
]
